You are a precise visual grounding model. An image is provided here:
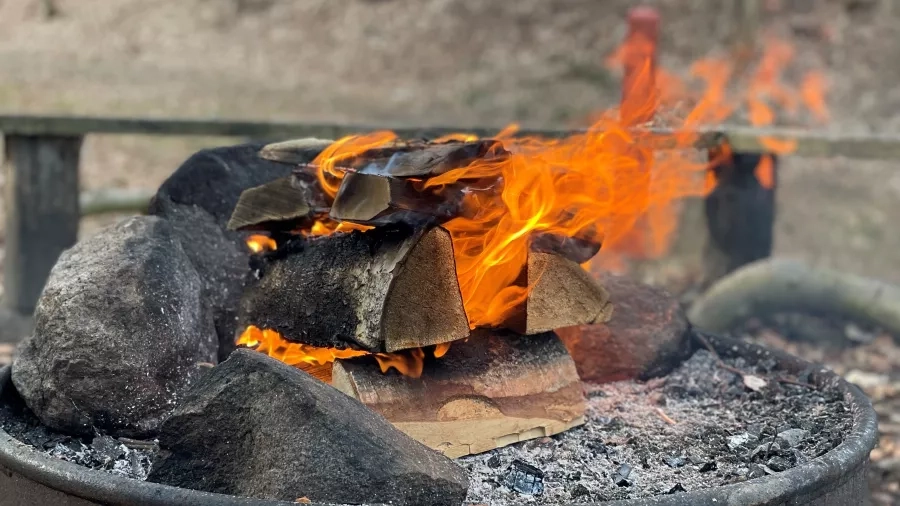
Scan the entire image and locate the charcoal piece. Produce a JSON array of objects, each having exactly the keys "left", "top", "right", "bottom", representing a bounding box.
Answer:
[
  {"left": 91, "top": 435, "right": 125, "bottom": 467},
  {"left": 663, "top": 455, "right": 685, "bottom": 468},
  {"left": 487, "top": 455, "right": 502, "bottom": 468},
  {"left": 150, "top": 142, "right": 324, "bottom": 360},
  {"left": 727, "top": 432, "right": 754, "bottom": 451},
  {"left": 698, "top": 461, "right": 718, "bottom": 473},
  {"left": 747, "top": 464, "right": 767, "bottom": 479},
  {"left": 503, "top": 460, "right": 544, "bottom": 495},
  {"left": 147, "top": 349, "right": 468, "bottom": 506},
  {"left": 329, "top": 171, "right": 463, "bottom": 226},
  {"left": 776, "top": 428, "right": 809, "bottom": 449},
  {"left": 571, "top": 483, "right": 591, "bottom": 499},
  {"left": 666, "top": 483, "right": 687, "bottom": 494},
  {"left": 766, "top": 456, "right": 791, "bottom": 472},
  {"left": 614, "top": 463, "right": 633, "bottom": 487},
  {"left": 557, "top": 273, "right": 691, "bottom": 383},
  {"left": 12, "top": 217, "right": 217, "bottom": 437}
]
